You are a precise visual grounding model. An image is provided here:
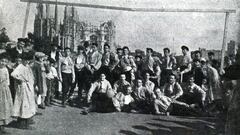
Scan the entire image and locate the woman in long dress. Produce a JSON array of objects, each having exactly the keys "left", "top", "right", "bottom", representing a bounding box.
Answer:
[
  {"left": 0, "top": 53, "right": 13, "bottom": 134},
  {"left": 11, "top": 53, "right": 36, "bottom": 129}
]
